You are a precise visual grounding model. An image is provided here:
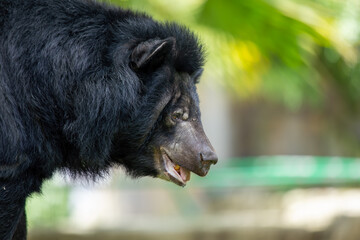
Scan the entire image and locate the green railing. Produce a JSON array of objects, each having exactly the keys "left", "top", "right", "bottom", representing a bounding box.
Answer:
[{"left": 192, "top": 156, "right": 360, "bottom": 188}]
